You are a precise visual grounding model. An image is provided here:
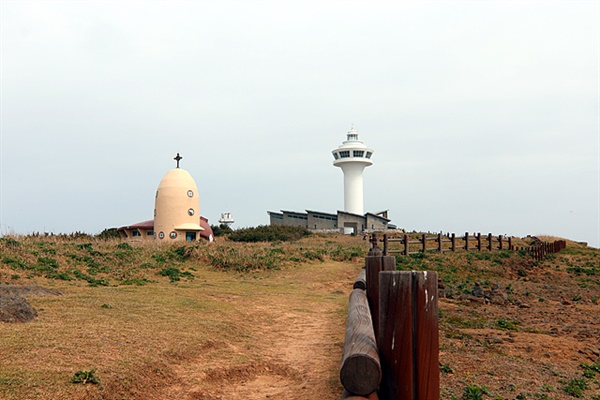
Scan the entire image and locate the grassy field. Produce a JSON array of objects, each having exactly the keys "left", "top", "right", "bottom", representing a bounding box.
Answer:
[{"left": 0, "top": 233, "right": 599, "bottom": 399}]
